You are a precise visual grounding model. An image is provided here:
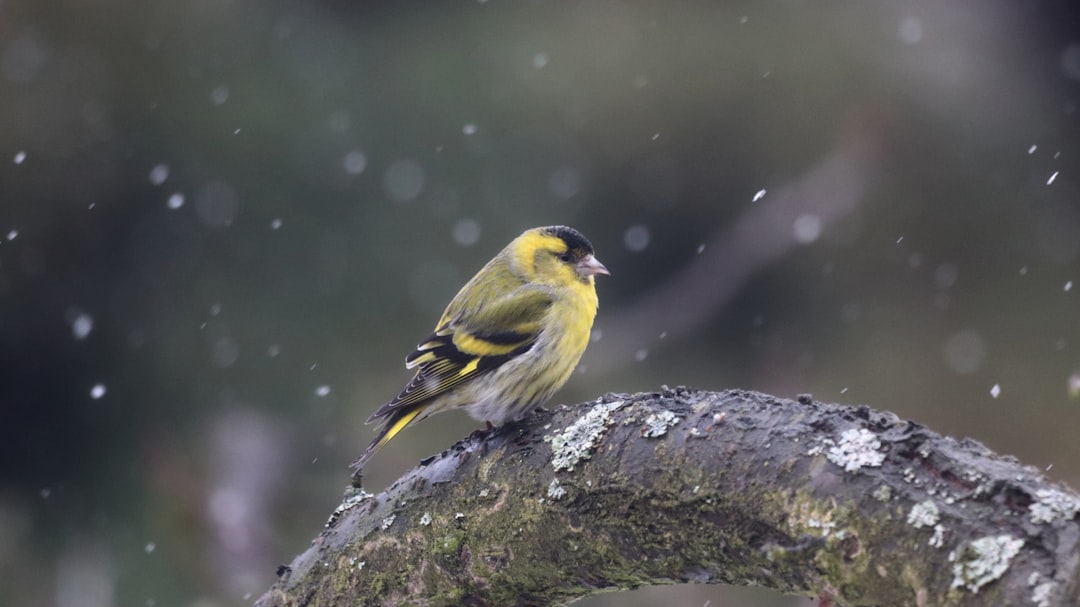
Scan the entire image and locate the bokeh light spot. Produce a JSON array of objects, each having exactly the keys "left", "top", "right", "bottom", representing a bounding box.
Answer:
[
  {"left": 943, "top": 330, "right": 987, "bottom": 375},
  {"left": 383, "top": 159, "right": 426, "bottom": 202},
  {"left": 452, "top": 219, "right": 481, "bottom": 246},
  {"left": 195, "top": 181, "right": 239, "bottom": 228},
  {"left": 342, "top": 150, "right": 367, "bottom": 175},
  {"left": 623, "top": 225, "right": 650, "bottom": 252}
]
